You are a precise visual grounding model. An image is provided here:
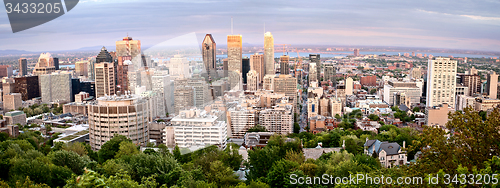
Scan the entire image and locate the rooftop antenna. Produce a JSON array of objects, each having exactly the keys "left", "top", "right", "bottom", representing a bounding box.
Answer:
[{"left": 231, "top": 16, "right": 233, "bottom": 34}]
